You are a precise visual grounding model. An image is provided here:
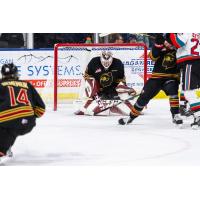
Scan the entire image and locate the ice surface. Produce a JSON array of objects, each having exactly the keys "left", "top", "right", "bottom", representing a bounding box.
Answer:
[{"left": 5, "top": 99, "right": 200, "bottom": 166}]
